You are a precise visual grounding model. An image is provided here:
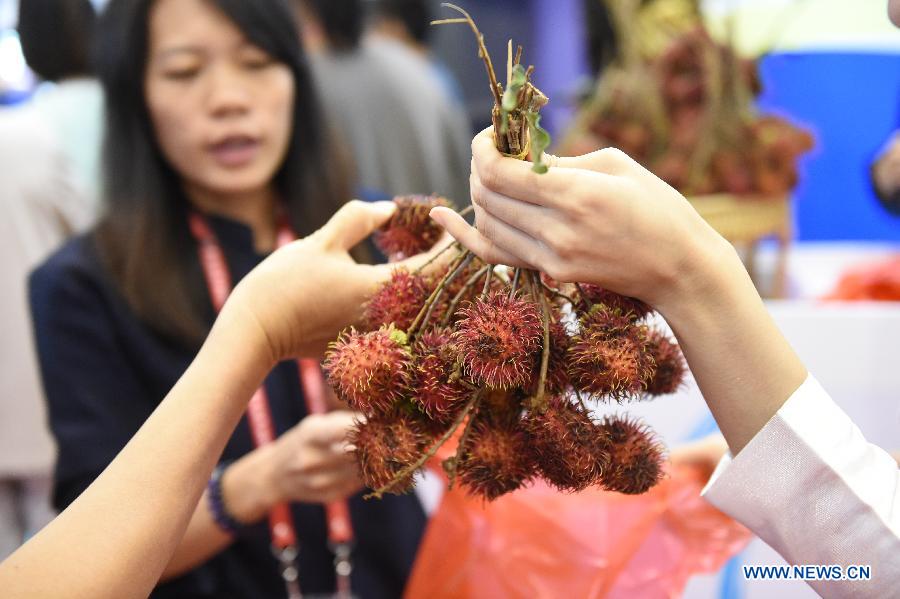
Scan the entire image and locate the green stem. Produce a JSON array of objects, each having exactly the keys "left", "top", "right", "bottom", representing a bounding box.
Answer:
[
  {"left": 540, "top": 278, "right": 577, "bottom": 306},
  {"left": 418, "top": 253, "right": 475, "bottom": 335},
  {"left": 407, "top": 250, "right": 469, "bottom": 339},
  {"left": 446, "top": 392, "right": 485, "bottom": 489},
  {"left": 412, "top": 240, "right": 459, "bottom": 276},
  {"left": 442, "top": 264, "right": 491, "bottom": 326},
  {"left": 432, "top": 4, "right": 503, "bottom": 106},
  {"left": 530, "top": 271, "right": 551, "bottom": 411},
  {"left": 480, "top": 264, "right": 495, "bottom": 297},
  {"left": 575, "top": 388, "right": 589, "bottom": 412},
  {"left": 509, "top": 268, "right": 522, "bottom": 299},
  {"left": 575, "top": 283, "right": 594, "bottom": 309}
]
